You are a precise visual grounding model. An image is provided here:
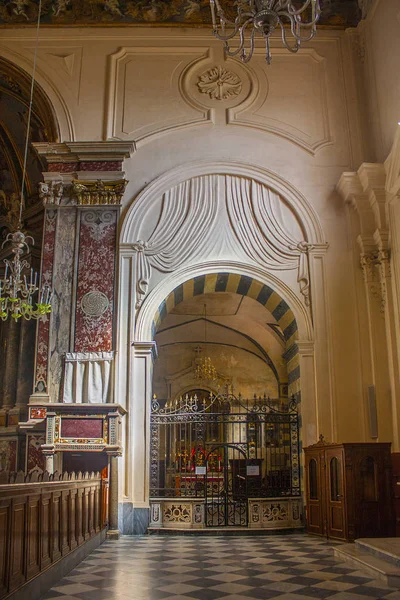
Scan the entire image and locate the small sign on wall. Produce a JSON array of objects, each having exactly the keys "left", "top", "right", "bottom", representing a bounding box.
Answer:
[
  {"left": 195, "top": 466, "right": 206, "bottom": 475},
  {"left": 247, "top": 465, "right": 260, "bottom": 476}
]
